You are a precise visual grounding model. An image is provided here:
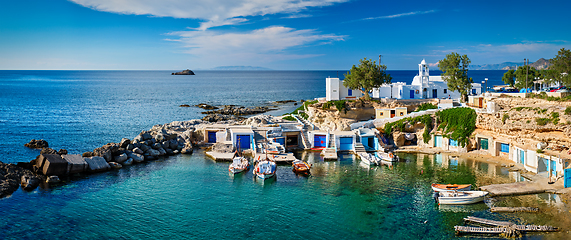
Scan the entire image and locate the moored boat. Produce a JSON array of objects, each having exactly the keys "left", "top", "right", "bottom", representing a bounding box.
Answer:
[
  {"left": 292, "top": 160, "right": 311, "bottom": 174},
  {"left": 253, "top": 158, "right": 276, "bottom": 179},
  {"left": 358, "top": 152, "right": 378, "bottom": 165},
  {"left": 376, "top": 151, "right": 398, "bottom": 162},
  {"left": 229, "top": 153, "right": 250, "bottom": 174},
  {"left": 431, "top": 183, "right": 472, "bottom": 192},
  {"left": 436, "top": 191, "right": 488, "bottom": 205}
]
